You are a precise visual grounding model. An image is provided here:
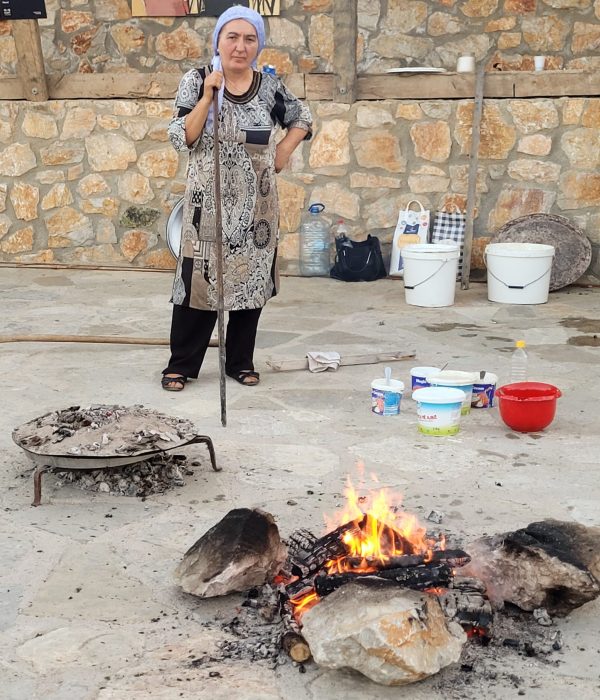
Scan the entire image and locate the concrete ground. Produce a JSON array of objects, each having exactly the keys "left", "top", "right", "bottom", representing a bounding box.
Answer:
[{"left": 1, "top": 267, "right": 599, "bottom": 700}]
